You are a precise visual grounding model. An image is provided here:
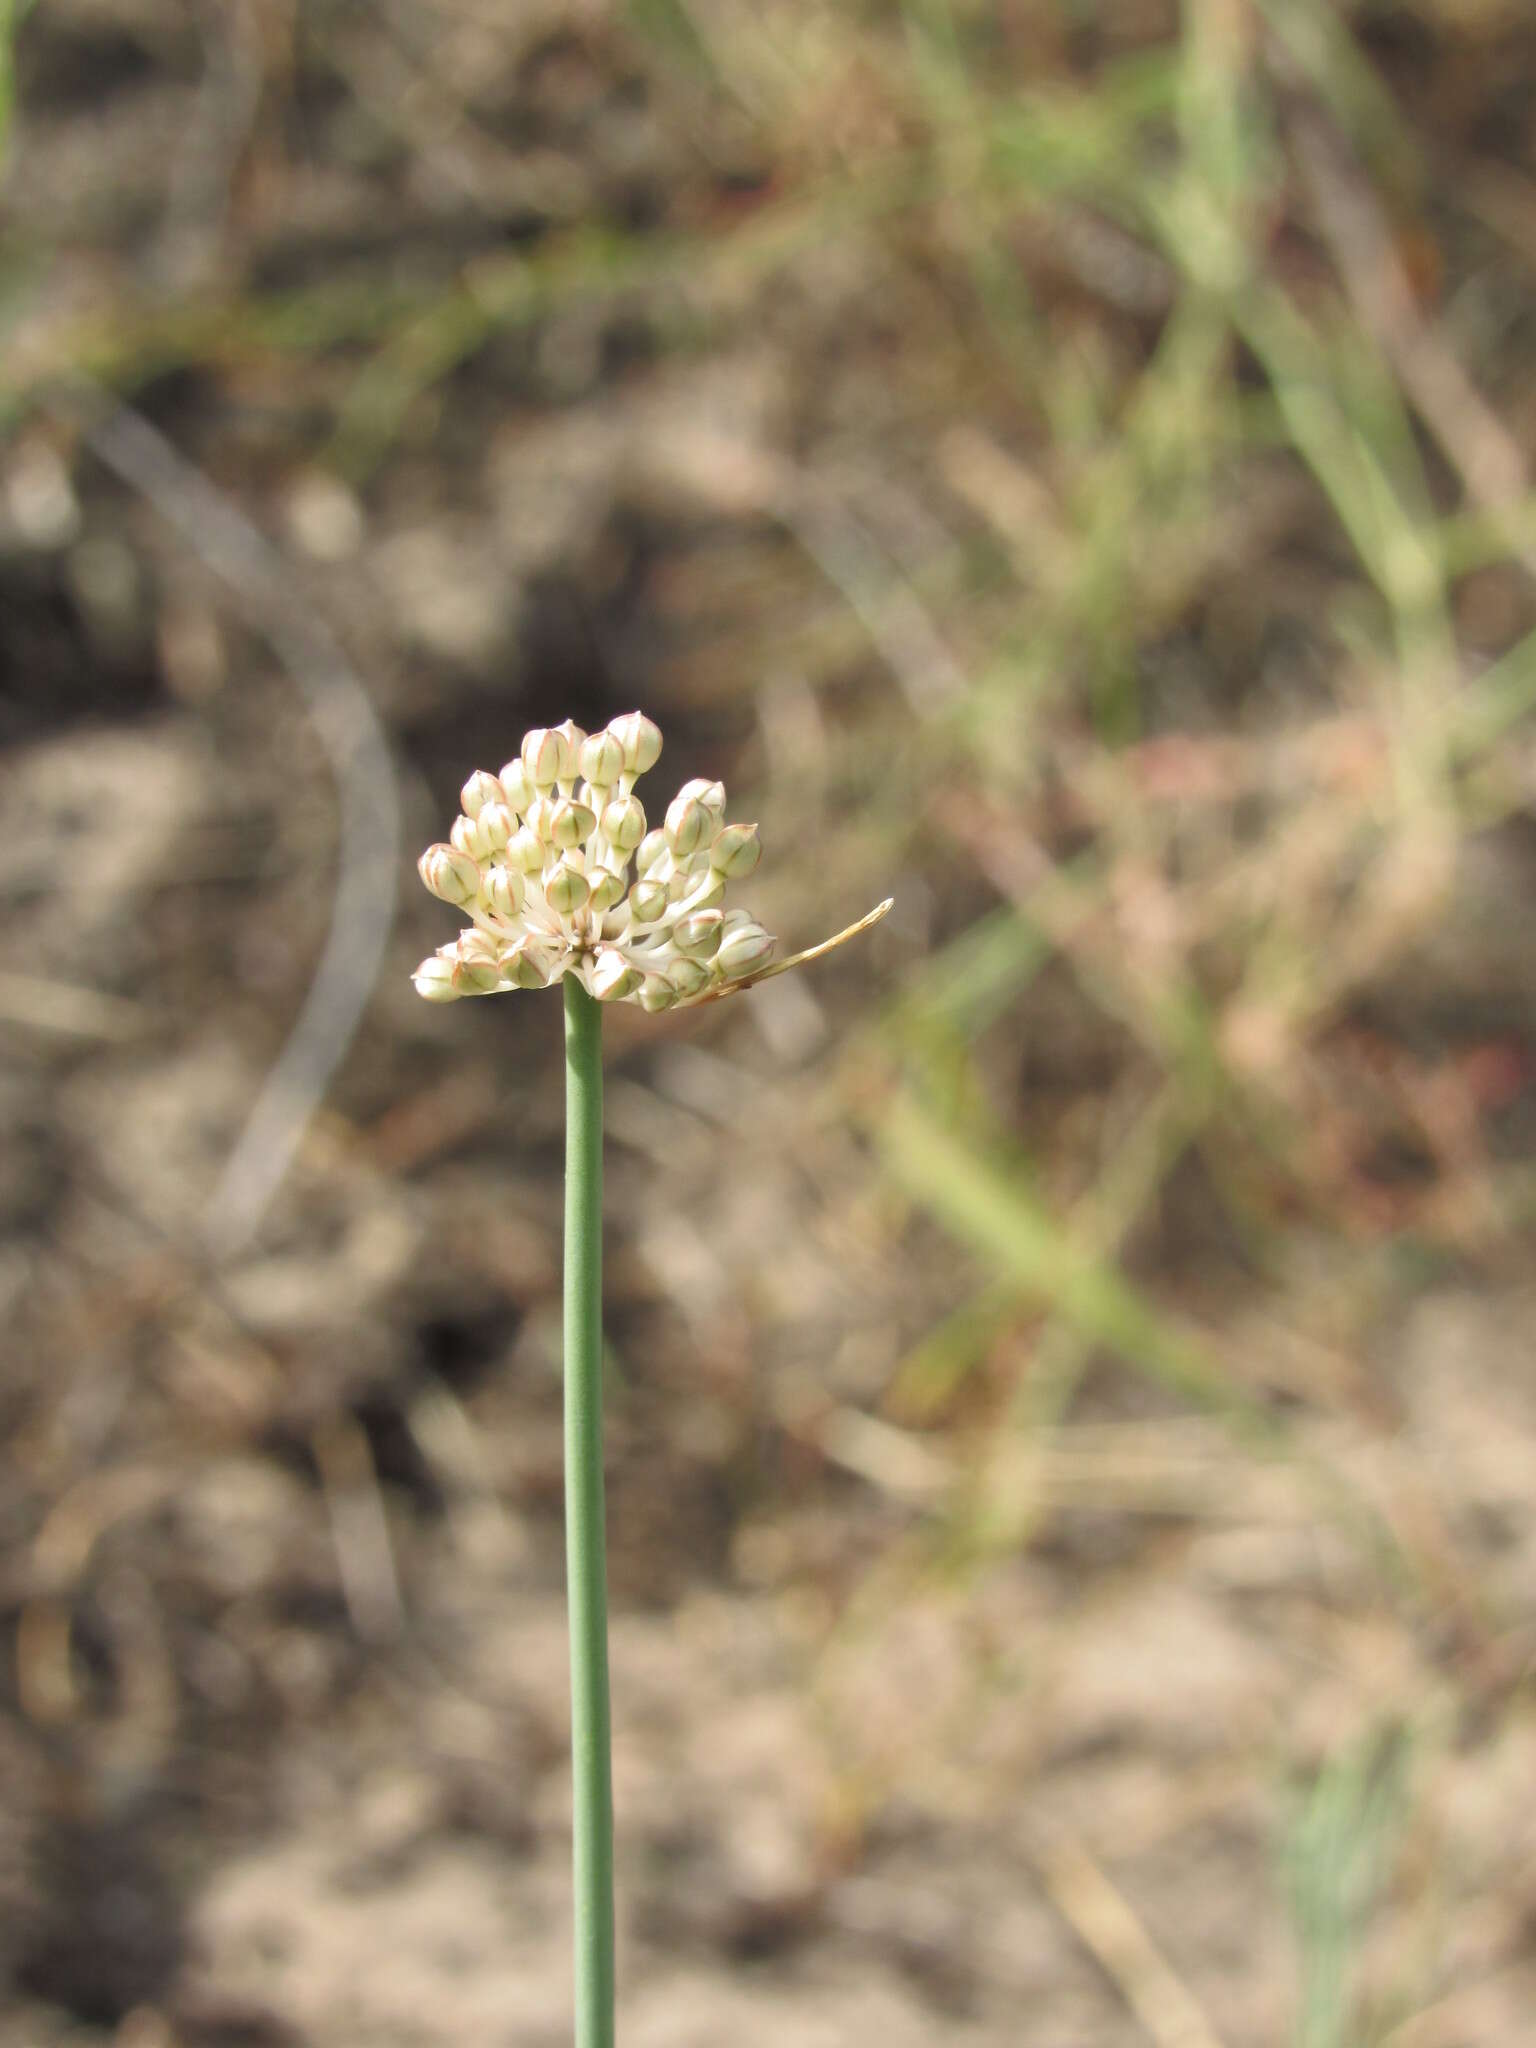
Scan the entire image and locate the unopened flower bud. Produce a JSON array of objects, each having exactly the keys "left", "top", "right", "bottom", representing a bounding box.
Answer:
[
  {"left": 497, "top": 758, "right": 535, "bottom": 813},
  {"left": 413, "top": 955, "right": 461, "bottom": 1002},
  {"left": 600, "top": 793, "right": 646, "bottom": 852},
  {"left": 450, "top": 813, "right": 482, "bottom": 858},
  {"left": 586, "top": 867, "right": 627, "bottom": 914},
  {"left": 665, "top": 791, "right": 711, "bottom": 857},
  {"left": 590, "top": 949, "right": 642, "bottom": 1002},
  {"left": 716, "top": 920, "right": 775, "bottom": 979},
  {"left": 554, "top": 717, "right": 587, "bottom": 758},
  {"left": 419, "top": 842, "right": 480, "bottom": 906},
  {"left": 628, "top": 877, "right": 669, "bottom": 925},
  {"left": 504, "top": 824, "right": 544, "bottom": 874},
  {"left": 635, "top": 829, "right": 670, "bottom": 878},
  {"left": 500, "top": 936, "right": 554, "bottom": 989},
  {"left": 709, "top": 821, "right": 761, "bottom": 879},
  {"left": 665, "top": 956, "right": 710, "bottom": 998},
  {"left": 608, "top": 710, "right": 662, "bottom": 774},
  {"left": 522, "top": 725, "right": 574, "bottom": 787},
  {"left": 460, "top": 770, "right": 504, "bottom": 819},
  {"left": 548, "top": 798, "right": 597, "bottom": 850},
  {"left": 637, "top": 975, "right": 677, "bottom": 1013},
  {"left": 672, "top": 908, "right": 723, "bottom": 960},
  {"left": 482, "top": 804, "right": 517, "bottom": 852},
  {"left": 546, "top": 859, "right": 590, "bottom": 916},
  {"left": 579, "top": 731, "right": 625, "bottom": 789},
  {"left": 452, "top": 933, "right": 504, "bottom": 994},
  {"left": 481, "top": 865, "right": 525, "bottom": 918},
  {"left": 676, "top": 777, "right": 726, "bottom": 823}
]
